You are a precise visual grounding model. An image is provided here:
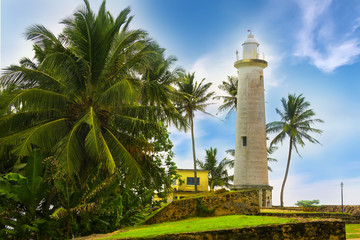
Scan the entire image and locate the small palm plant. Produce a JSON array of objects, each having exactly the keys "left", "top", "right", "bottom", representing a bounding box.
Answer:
[{"left": 197, "top": 147, "right": 233, "bottom": 191}]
